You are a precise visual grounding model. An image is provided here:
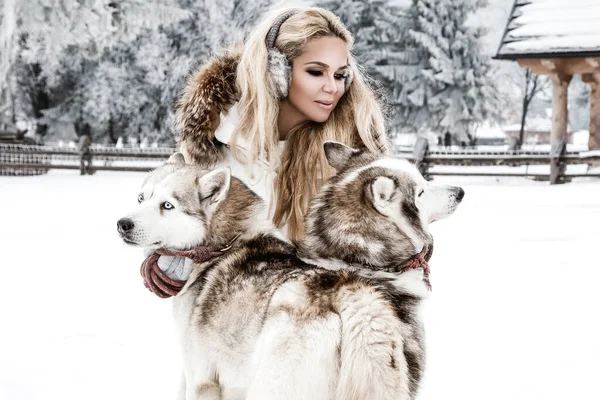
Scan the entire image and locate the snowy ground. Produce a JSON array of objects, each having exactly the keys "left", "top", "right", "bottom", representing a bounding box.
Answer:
[{"left": 1, "top": 170, "right": 599, "bottom": 400}]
